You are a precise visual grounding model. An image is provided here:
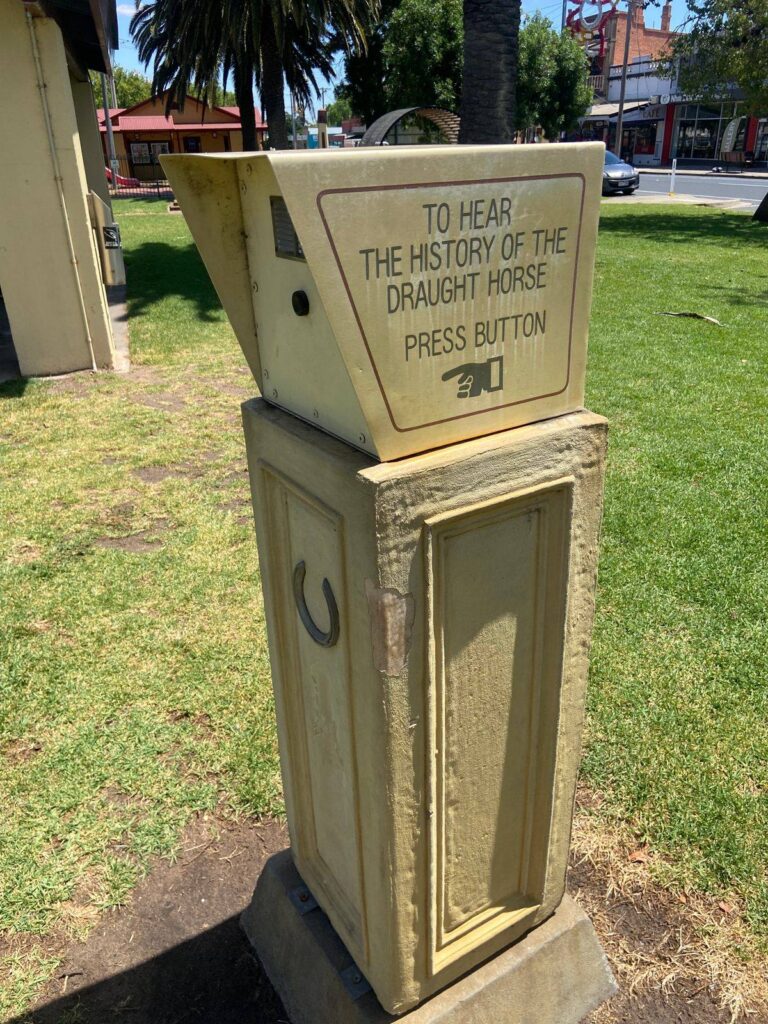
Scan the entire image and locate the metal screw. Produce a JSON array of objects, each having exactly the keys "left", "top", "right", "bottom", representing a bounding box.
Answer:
[
  {"left": 272, "top": 388, "right": 278, "bottom": 399},
  {"left": 263, "top": 369, "right": 269, "bottom": 380},
  {"left": 352, "top": 973, "right": 362, "bottom": 985},
  {"left": 313, "top": 409, "right": 319, "bottom": 419},
  {"left": 299, "top": 890, "right": 309, "bottom": 903},
  {"left": 358, "top": 433, "right": 366, "bottom": 444}
]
